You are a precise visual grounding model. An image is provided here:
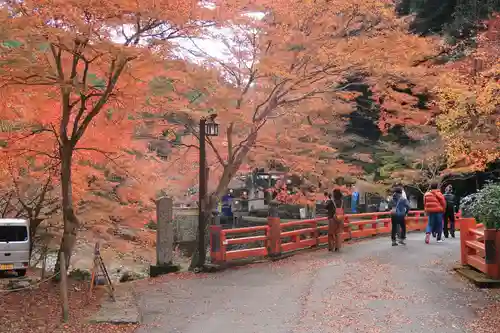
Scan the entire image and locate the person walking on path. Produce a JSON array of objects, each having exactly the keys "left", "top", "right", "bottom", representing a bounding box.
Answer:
[
  {"left": 388, "top": 187, "right": 410, "bottom": 246},
  {"left": 424, "top": 183, "right": 447, "bottom": 244},
  {"left": 326, "top": 189, "right": 344, "bottom": 252},
  {"left": 306, "top": 186, "right": 317, "bottom": 219},
  {"left": 443, "top": 184, "right": 457, "bottom": 238}
]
